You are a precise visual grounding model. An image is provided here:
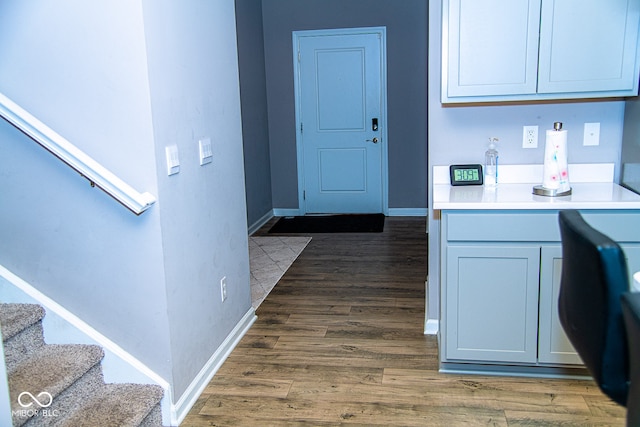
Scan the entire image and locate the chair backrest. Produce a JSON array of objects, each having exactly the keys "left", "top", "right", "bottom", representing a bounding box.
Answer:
[
  {"left": 558, "top": 209, "right": 629, "bottom": 406},
  {"left": 622, "top": 292, "right": 640, "bottom": 424}
]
